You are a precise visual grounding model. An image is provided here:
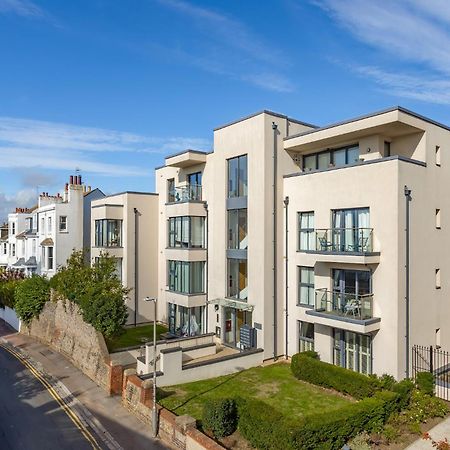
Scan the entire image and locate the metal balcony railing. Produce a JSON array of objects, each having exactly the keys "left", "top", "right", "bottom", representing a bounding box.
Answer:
[
  {"left": 314, "top": 227, "right": 373, "bottom": 253},
  {"left": 315, "top": 288, "right": 374, "bottom": 320},
  {"left": 168, "top": 185, "right": 202, "bottom": 203}
]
